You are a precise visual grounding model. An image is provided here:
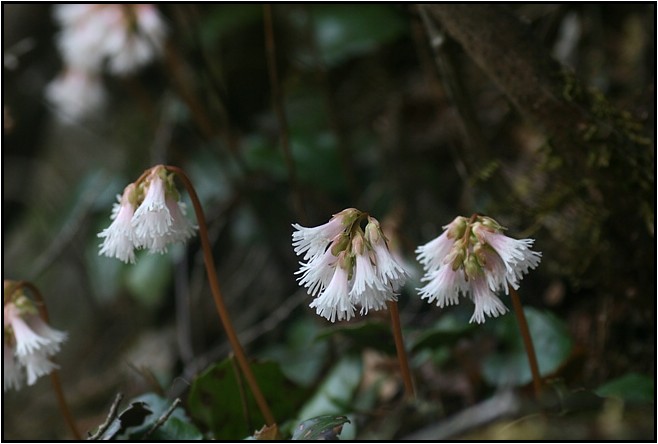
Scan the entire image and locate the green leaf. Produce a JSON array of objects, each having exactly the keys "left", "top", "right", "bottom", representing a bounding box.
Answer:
[
  {"left": 259, "top": 318, "right": 329, "bottom": 386},
  {"left": 595, "top": 373, "right": 655, "bottom": 403},
  {"left": 481, "top": 307, "right": 573, "bottom": 387},
  {"left": 295, "top": 355, "right": 362, "bottom": 440},
  {"left": 187, "top": 358, "right": 306, "bottom": 440},
  {"left": 308, "top": 5, "right": 408, "bottom": 66},
  {"left": 292, "top": 415, "right": 351, "bottom": 440}
]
